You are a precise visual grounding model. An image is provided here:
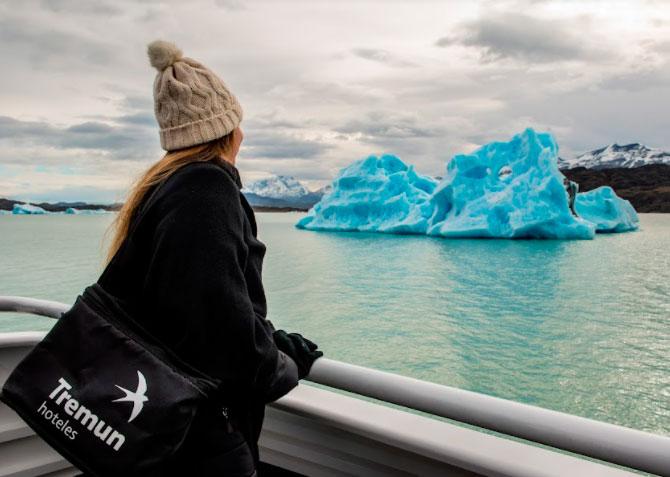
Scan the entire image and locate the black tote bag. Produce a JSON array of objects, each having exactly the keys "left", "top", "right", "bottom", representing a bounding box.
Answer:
[{"left": 1, "top": 282, "right": 226, "bottom": 476}]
